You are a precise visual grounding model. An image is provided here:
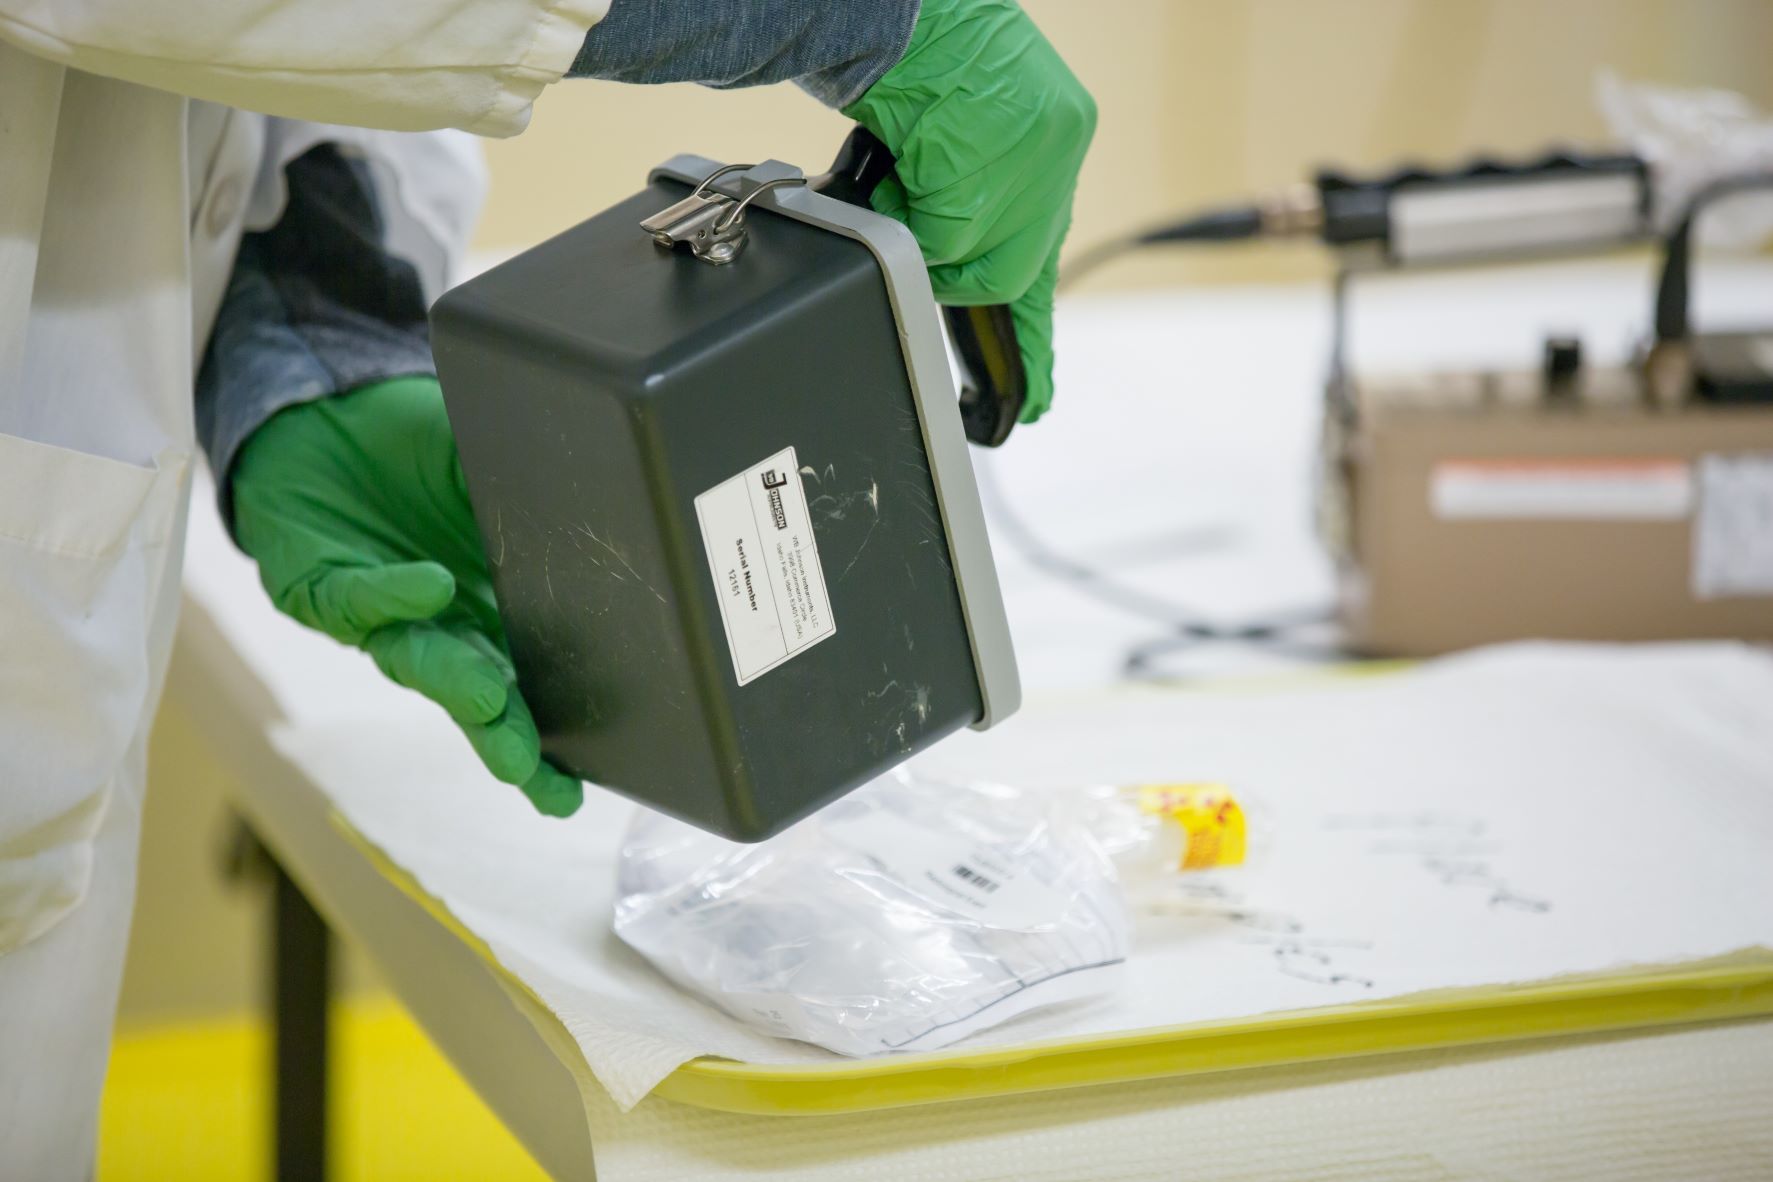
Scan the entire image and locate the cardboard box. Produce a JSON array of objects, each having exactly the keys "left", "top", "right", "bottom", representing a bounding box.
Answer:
[{"left": 1329, "top": 386, "right": 1773, "bottom": 656}]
